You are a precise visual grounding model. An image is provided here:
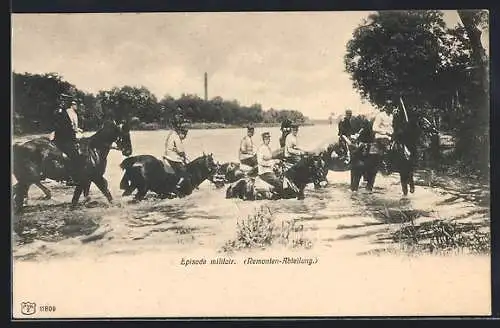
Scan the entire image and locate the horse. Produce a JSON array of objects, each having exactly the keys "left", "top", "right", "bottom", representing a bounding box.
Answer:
[
  {"left": 349, "top": 112, "right": 439, "bottom": 195},
  {"left": 211, "top": 161, "right": 258, "bottom": 188},
  {"left": 212, "top": 149, "right": 283, "bottom": 188},
  {"left": 225, "top": 154, "right": 328, "bottom": 200},
  {"left": 119, "top": 153, "right": 218, "bottom": 201},
  {"left": 12, "top": 120, "right": 133, "bottom": 212}
]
